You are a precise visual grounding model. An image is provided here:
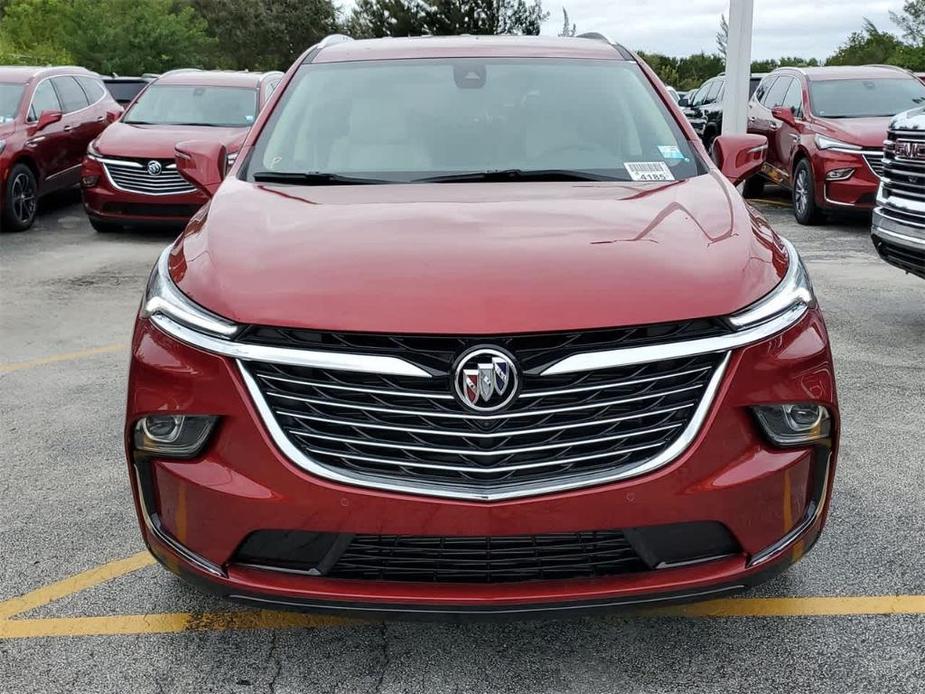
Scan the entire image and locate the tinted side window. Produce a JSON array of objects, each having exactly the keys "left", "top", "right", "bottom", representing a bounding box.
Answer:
[
  {"left": 764, "top": 76, "right": 792, "bottom": 109},
  {"left": 76, "top": 76, "right": 106, "bottom": 104},
  {"left": 29, "top": 80, "right": 62, "bottom": 121},
  {"left": 782, "top": 79, "right": 804, "bottom": 115},
  {"left": 755, "top": 76, "right": 778, "bottom": 104},
  {"left": 704, "top": 79, "right": 723, "bottom": 103},
  {"left": 53, "top": 76, "right": 90, "bottom": 113}
]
